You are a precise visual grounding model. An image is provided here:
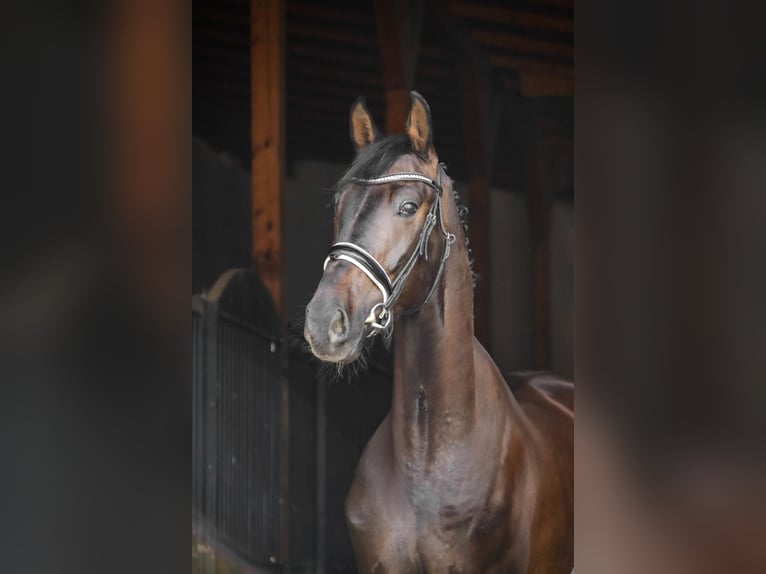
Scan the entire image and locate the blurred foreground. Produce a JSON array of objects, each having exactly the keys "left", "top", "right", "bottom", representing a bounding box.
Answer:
[{"left": 0, "top": 0, "right": 764, "bottom": 572}]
